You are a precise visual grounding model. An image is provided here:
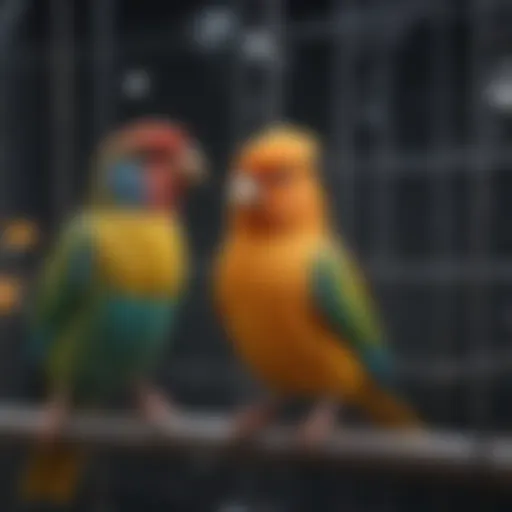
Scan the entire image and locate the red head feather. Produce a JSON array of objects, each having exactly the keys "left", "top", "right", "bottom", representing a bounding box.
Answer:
[{"left": 91, "top": 117, "right": 207, "bottom": 206}]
